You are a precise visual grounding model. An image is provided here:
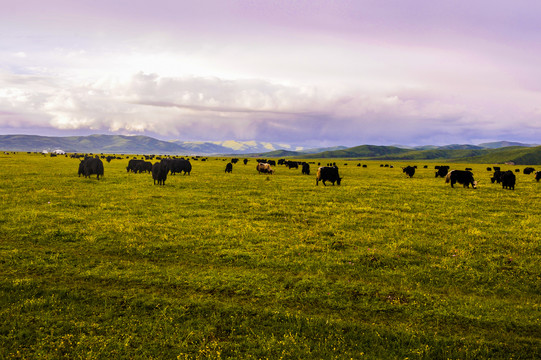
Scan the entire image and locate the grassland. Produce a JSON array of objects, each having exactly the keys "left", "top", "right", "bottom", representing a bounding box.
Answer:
[{"left": 1, "top": 153, "right": 540, "bottom": 359}]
